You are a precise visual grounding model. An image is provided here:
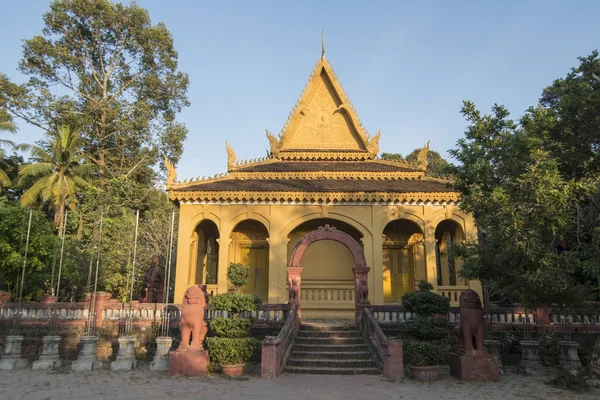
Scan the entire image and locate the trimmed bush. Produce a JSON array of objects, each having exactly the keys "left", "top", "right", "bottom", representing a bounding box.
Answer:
[
  {"left": 401, "top": 291, "right": 450, "bottom": 316},
  {"left": 404, "top": 317, "right": 449, "bottom": 341},
  {"left": 227, "top": 262, "right": 250, "bottom": 289},
  {"left": 209, "top": 293, "right": 261, "bottom": 313},
  {"left": 205, "top": 337, "right": 261, "bottom": 365},
  {"left": 209, "top": 317, "right": 254, "bottom": 338},
  {"left": 403, "top": 339, "right": 449, "bottom": 367}
]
